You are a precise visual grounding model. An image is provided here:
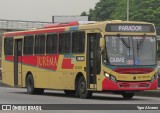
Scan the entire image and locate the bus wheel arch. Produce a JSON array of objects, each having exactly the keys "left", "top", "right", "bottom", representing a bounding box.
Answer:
[
  {"left": 25, "top": 72, "right": 44, "bottom": 95},
  {"left": 25, "top": 71, "right": 33, "bottom": 87},
  {"left": 75, "top": 72, "right": 92, "bottom": 98},
  {"left": 63, "top": 72, "right": 83, "bottom": 96},
  {"left": 74, "top": 72, "right": 83, "bottom": 96},
  {"left": 75, "top": 73, "right": 83, "bottom": 88}
]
